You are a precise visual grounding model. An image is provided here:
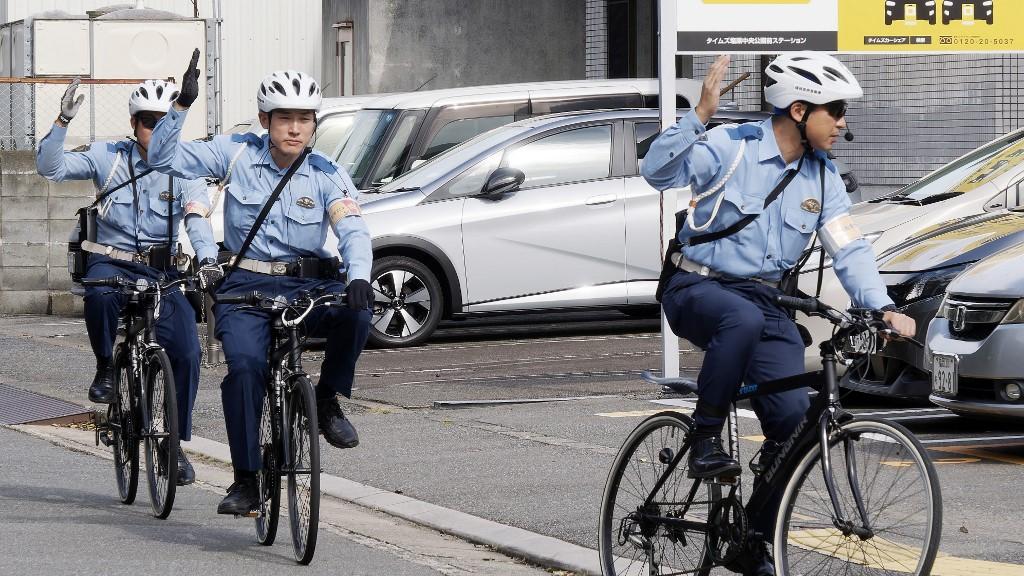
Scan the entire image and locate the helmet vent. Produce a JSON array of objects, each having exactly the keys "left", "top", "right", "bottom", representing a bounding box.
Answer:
[
  {"left": 155, "top": 84, "right": 163, "bottom": 99},
  {"left": 788, "top": 66, "right": 821, "bottom": 85},
  {"left": 271, "top": 80, "right": 286, "bottom": 95},
  {"left": 791, "top": 56, "right": 809, "bottom": 61},
  {"left": 769, "top": 64, "right": 785, "bottom": 74},
  {"left": 823, "top": 66, "right": 849, "bottom": 83},
  {"left": 308, "top": 83, "right": 316, "bottom": 96},
  {"left": 291, "top": 77, "right": 302, "bottom": 95},
  {"left": 139, "top": 86, "right": 149, "bottom": 99}
]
